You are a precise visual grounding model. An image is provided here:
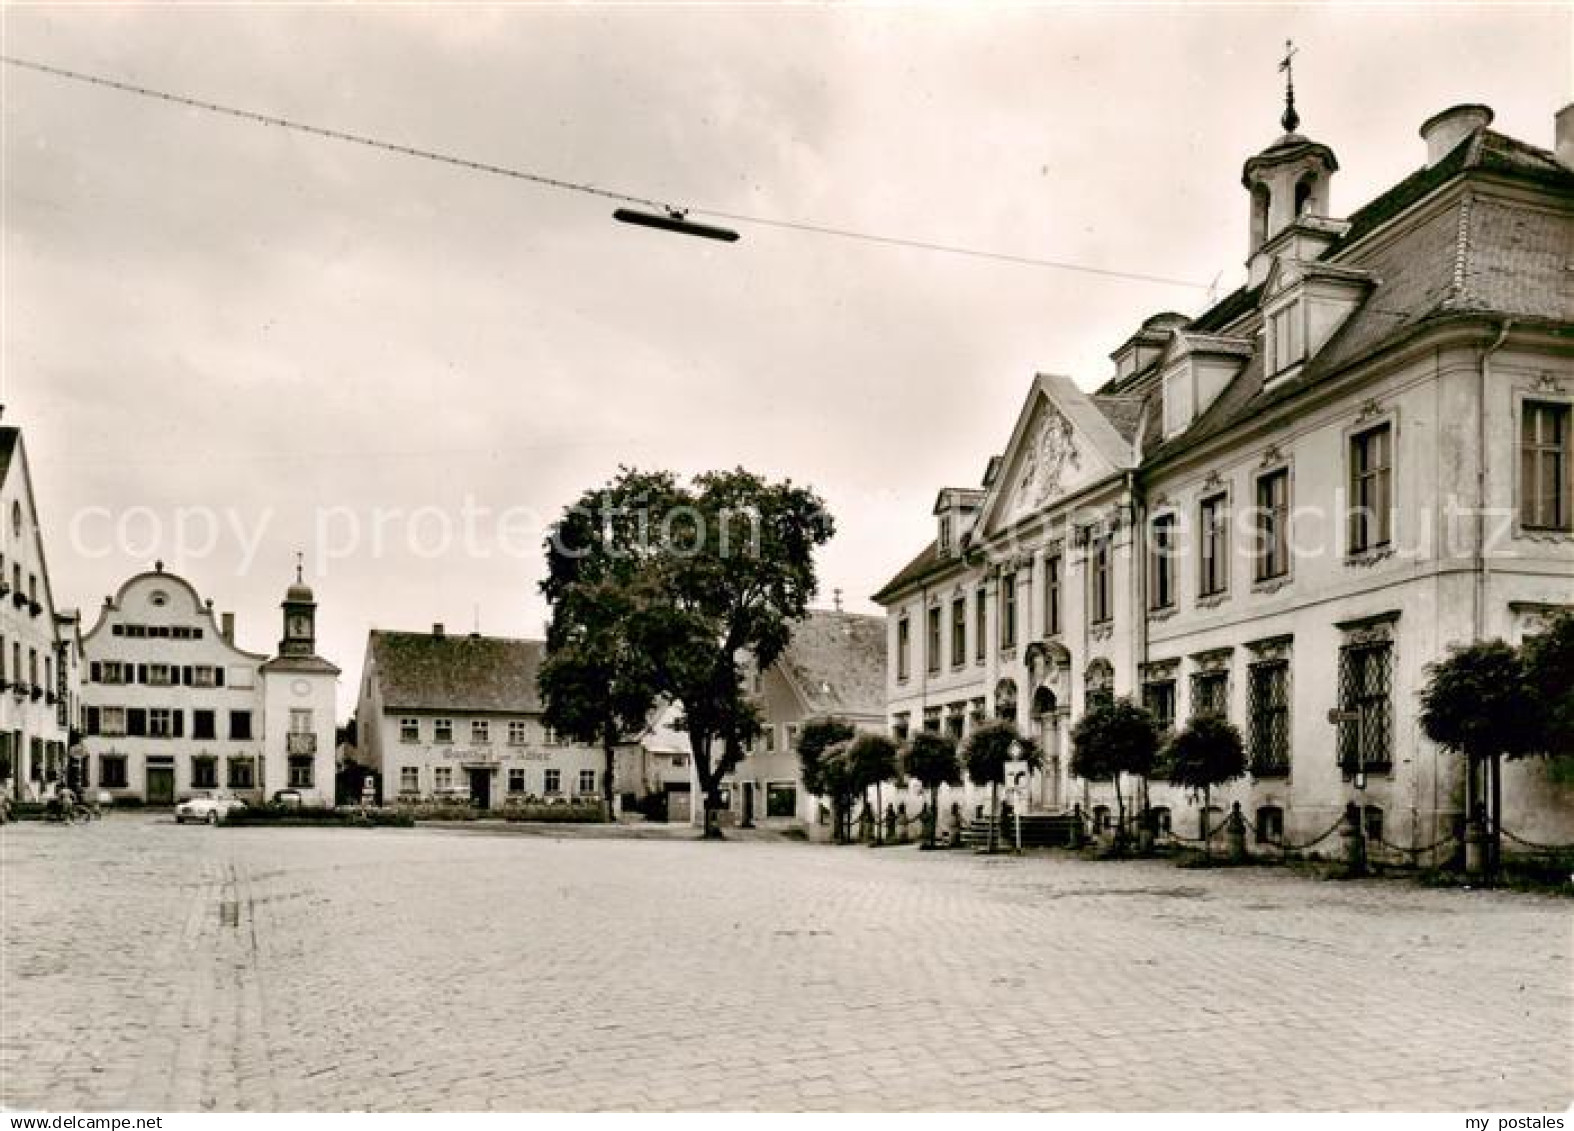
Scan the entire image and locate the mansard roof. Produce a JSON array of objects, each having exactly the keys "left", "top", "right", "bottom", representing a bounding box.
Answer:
[
  {"left": 1144, "top": 127, "right": 1572, "bottom": 469},
  {"left": 877, "top": 111, "right": 1572, "bottom": 603}
]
